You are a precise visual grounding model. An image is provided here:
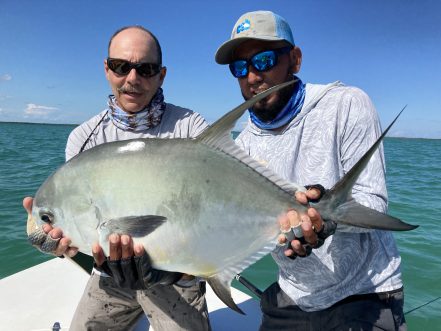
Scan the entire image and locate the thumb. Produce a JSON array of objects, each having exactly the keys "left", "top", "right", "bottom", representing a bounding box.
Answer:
[{"left": 23, "top": 197, "right": 34, "bottom": 215}]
